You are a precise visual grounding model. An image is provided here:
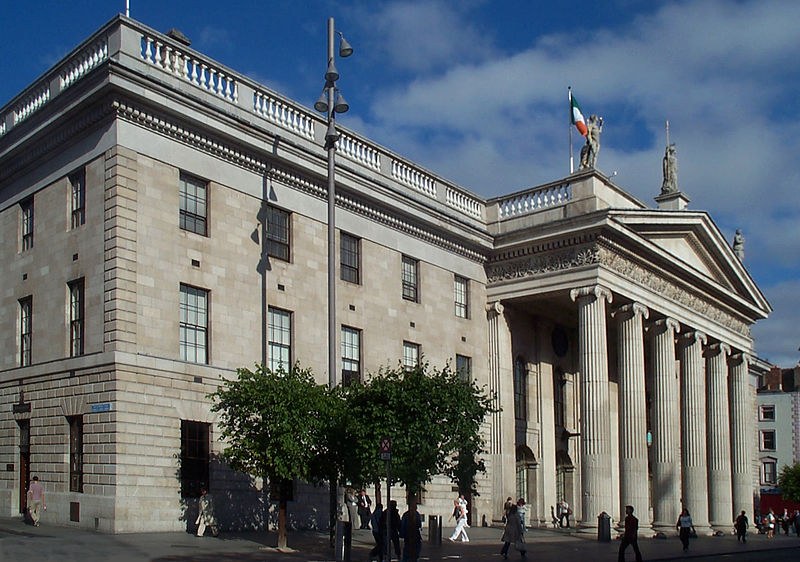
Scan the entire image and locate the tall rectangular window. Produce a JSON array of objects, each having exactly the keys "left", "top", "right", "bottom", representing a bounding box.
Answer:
[
  {"left": 19, "top": 296, "right": 32, "bottom": 366},
  {"left": 21, "top": 197, "right": 34, "bottom": 251},
  {"left": 268, "top": 307, "right": 291, "bottom": 372},
  {"left": 266, "top": 206, "right": 290, "bottom": 261},
  {"left": 759, "top": 405, "right": 775, "bottom": 421},
  {"left": 341, "top": 326, "right": 361, "bottom": 386},
  {"left": 456, "top": 354, "right": 472, "bottom": 381},
  {"left": 68, "top": 278, "right": 85, "bottom": 357},
  {"left": 340, "top": 233, "right": 360, "bottom": 284},
  {"left": 179, "top": 173, "right": 208, "bottom": 236},
  {"left": 402, "top": 256, "right": 419, "bottom": 302},
  {"left": 403, "top": 341, "right": 420, "bottom": 371},
  {"left": 762, "top": 460, "right": 777, "bottom": 485},
  {"left": 180, "top": 284, "right": 208, "bottom": 364},
  {"left": 760, "top": 430, "right": 776, "bottom": 451},
  {"left": 180, "top": 420, "right": 210, "bottom": 498},
  {"left": 514, "top": 357, "right": 528, "bottom": 421},
  {"left": 454, "top": 275, "right": 468, "bottom": 318},
  {"left": 68, "top": 416, "right": 84, "bottom": 493},
  {"left": 70, "top": 169, "right": 86, "bottom": 228}
]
